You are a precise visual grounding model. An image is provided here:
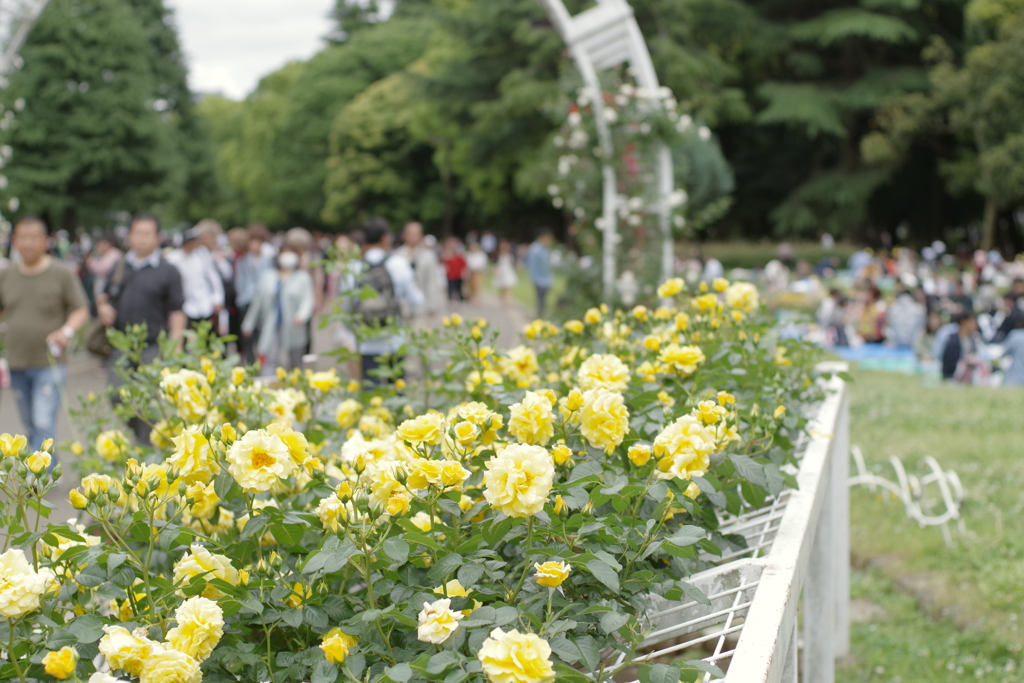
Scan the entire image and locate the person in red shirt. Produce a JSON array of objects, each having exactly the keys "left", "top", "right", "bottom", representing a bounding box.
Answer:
[{"left": 443, "top": 239, "right": 467, "bottom": 302}]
